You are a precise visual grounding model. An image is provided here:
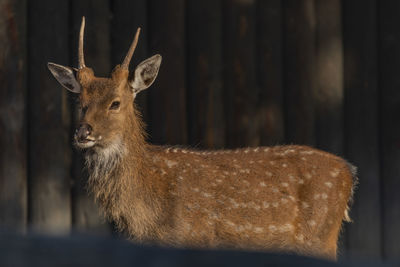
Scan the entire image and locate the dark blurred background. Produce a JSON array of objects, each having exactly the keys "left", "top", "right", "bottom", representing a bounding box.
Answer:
[{"left": 0, "top": 0, "right": 398, "bottom": 262}]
